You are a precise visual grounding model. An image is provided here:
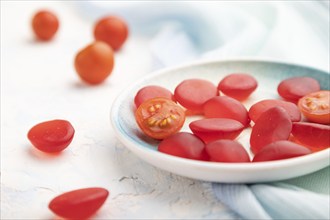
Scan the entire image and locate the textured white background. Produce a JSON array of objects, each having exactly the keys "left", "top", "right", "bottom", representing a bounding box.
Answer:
[{"left": 1, "top": 1, "right": 234, "bottom": 219}]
